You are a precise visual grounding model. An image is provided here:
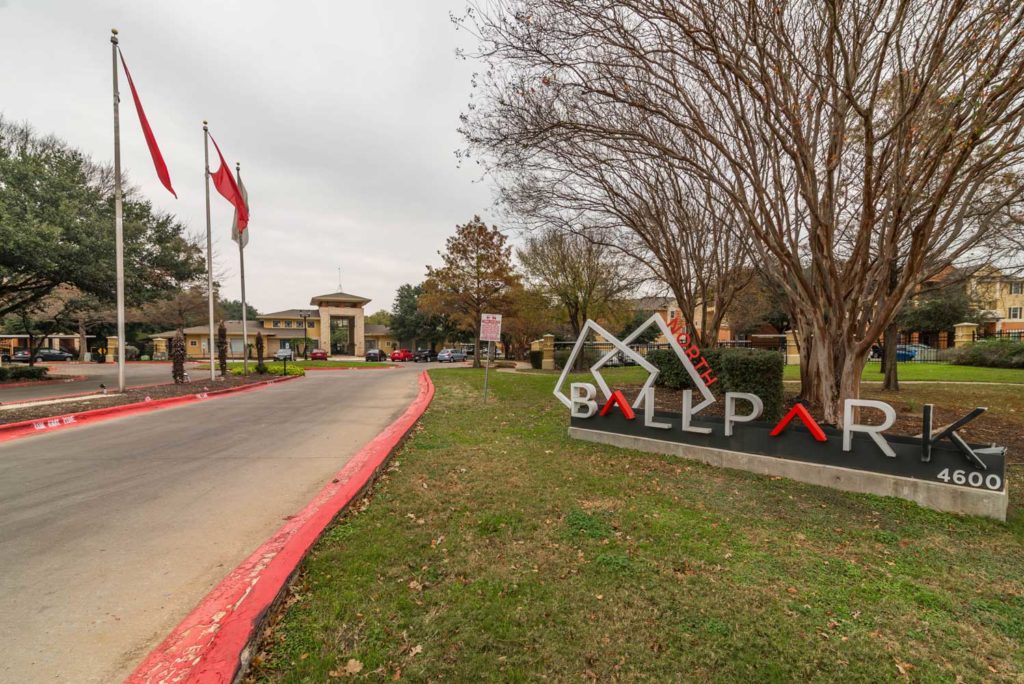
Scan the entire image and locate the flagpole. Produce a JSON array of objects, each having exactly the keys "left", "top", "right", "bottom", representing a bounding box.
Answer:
[
  {"left": 203, "top": 121, "right": 216, "bottom": 381},
  {"left": 111, "top": 29, "right": 127, "bottom": 394},
  {"left": 236, "top": 162, "right": 249, "bottom": 376}
]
